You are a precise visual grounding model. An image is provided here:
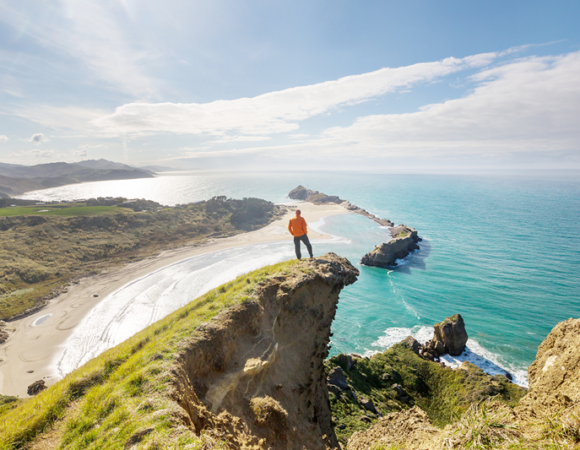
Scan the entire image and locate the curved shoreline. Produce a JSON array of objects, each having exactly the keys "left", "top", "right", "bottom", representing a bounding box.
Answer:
[{"left": 0, "top": 202, "right": 349, "bottom": 397}]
